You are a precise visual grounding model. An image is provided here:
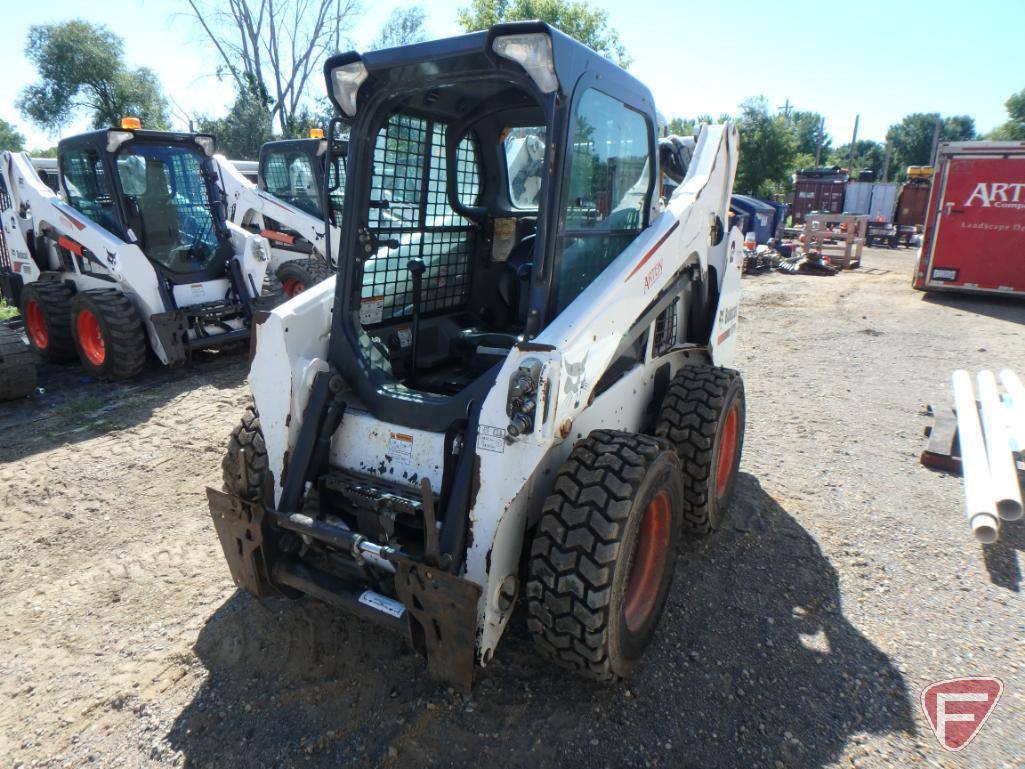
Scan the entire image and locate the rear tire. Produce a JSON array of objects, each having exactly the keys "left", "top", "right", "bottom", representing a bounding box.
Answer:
[
  {"left": 654, "top": 365, "right": 746, "bottom": 534},
  {"left": 70, "top": 290, "right": 147, "bottom": 381},
  {"left": 526, "top": 430, "right": 684, "bottom": 681},
  {"left": 276, "top": 258, "right": 333, "bottom": 299},
  {"left": 0, "top": 325, "right": 37, "bottom": 400},
  {"left": 20, "top": 279, "right": 75, "bottom": 362}
]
